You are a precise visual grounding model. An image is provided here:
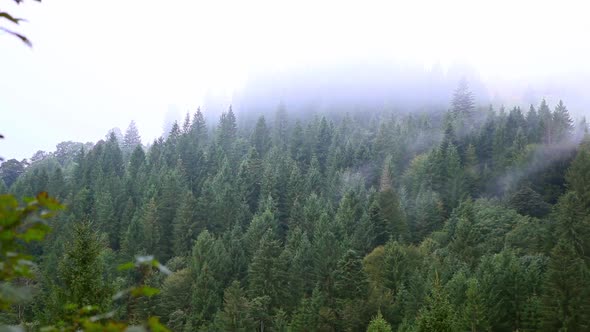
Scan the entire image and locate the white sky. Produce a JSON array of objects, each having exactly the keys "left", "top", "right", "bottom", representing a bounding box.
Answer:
[{"left": 1, "top": 0, "right": 589, "bottom": 160}]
